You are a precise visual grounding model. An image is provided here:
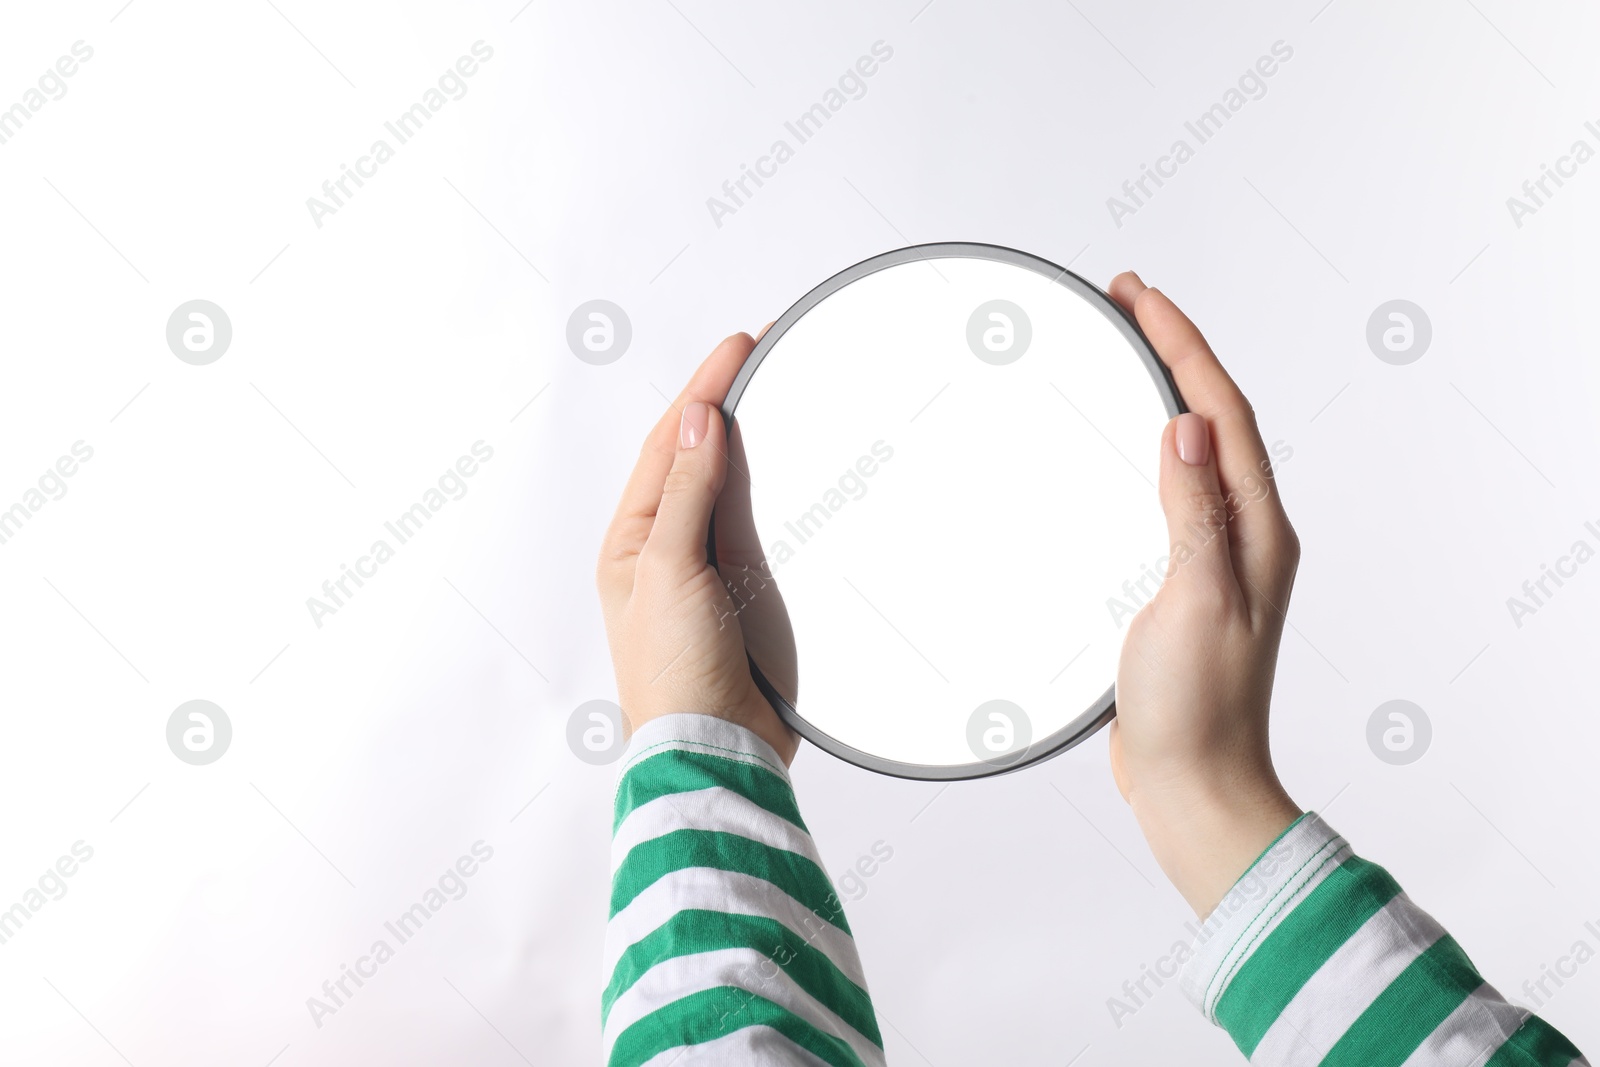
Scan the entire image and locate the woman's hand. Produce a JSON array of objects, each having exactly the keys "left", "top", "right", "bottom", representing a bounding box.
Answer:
[
  {"left": 596, "top": 331, "right": 799, "bottom": 765},
  {"left": 1107, "top": 272, "right": 1304, "bottom": 918}
]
